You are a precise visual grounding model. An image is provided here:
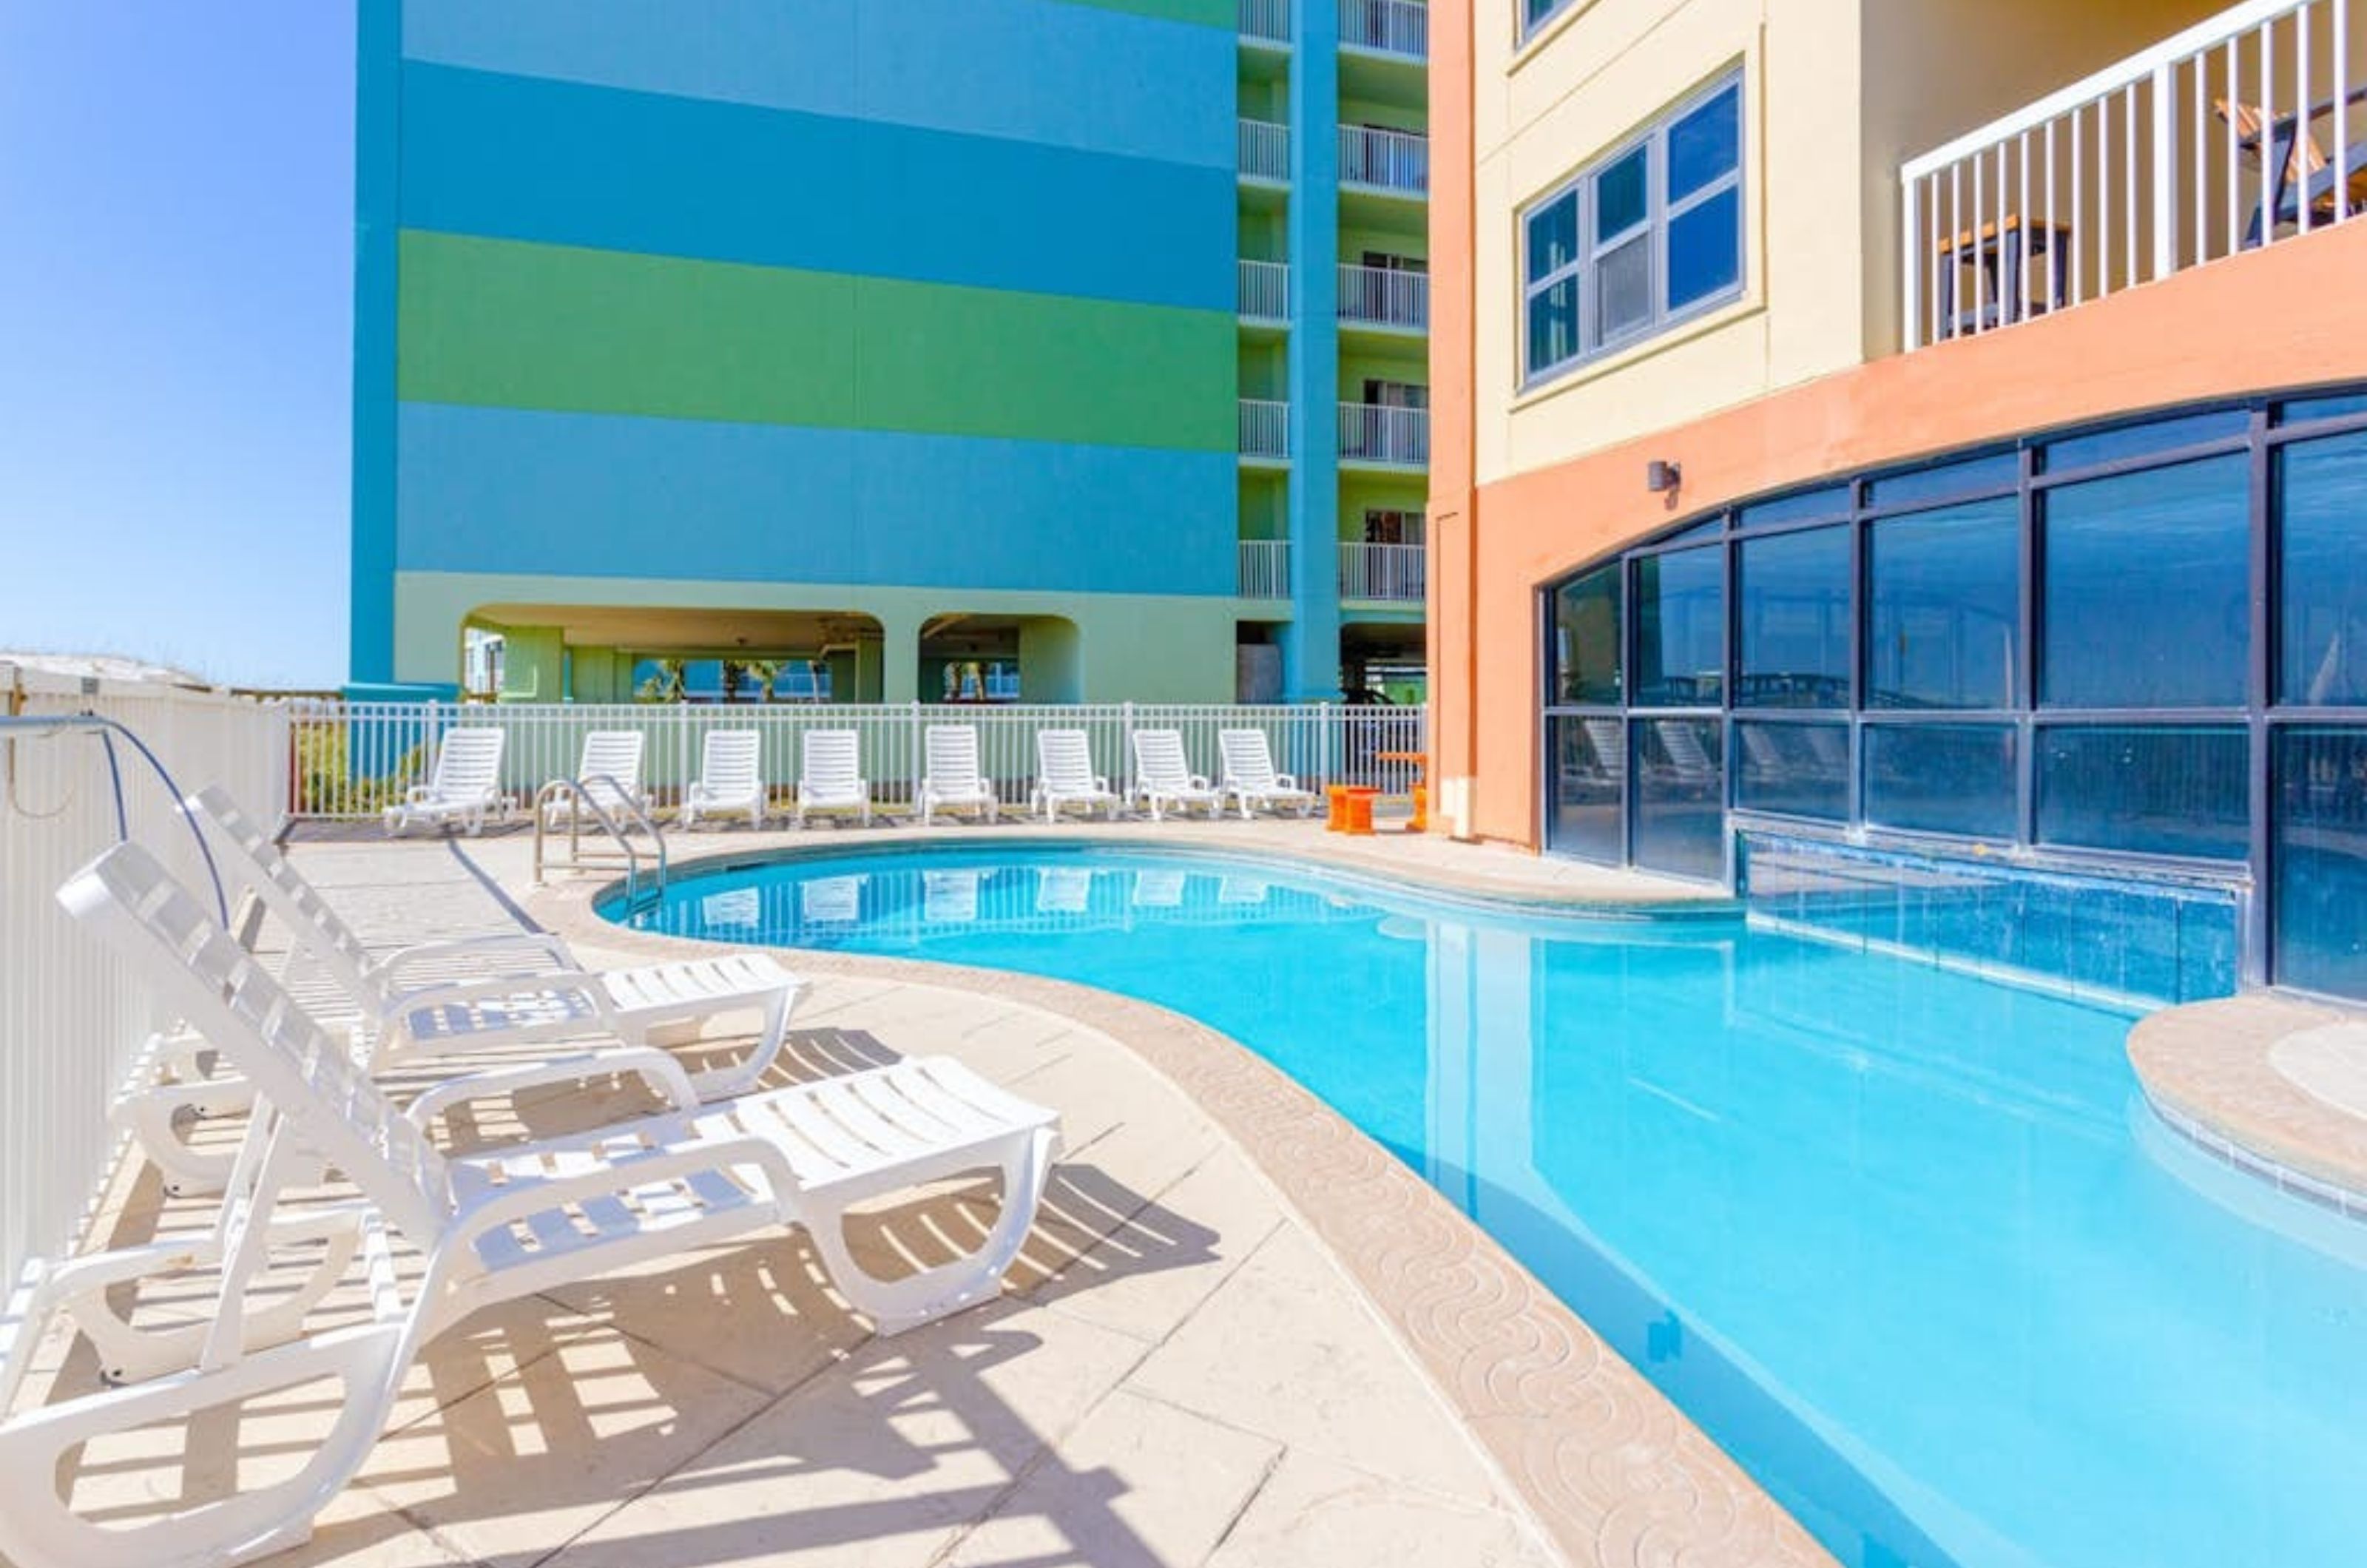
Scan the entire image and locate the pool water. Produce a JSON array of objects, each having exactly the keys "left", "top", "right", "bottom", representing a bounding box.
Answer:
[{"left": 615, "top": 846, "right": 2367, "bottom": 1568}]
